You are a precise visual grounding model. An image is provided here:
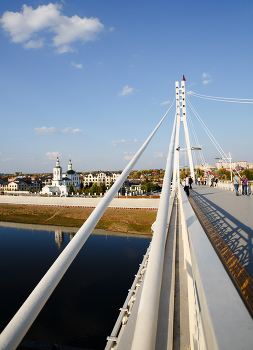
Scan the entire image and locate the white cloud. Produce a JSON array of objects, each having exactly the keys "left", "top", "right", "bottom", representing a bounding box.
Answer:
[
  {"left": 23, "top": 38, "right": 45, "bottom": 49},
  {"left": 125, "top": 155, "right": 134, "bottom": 160},
  {"left": 110, "top": 139, "right": 132, "bottom": 146},
  {"left": 44, "top": 151, "right": 61, "bottom": 160},
  {"left": 203, "top": 79, "right": 212, "bottom": 85},
  {"left": 124, "top": 152, "right": 135, "bottom": 160},
  {"left": 1, "top": 158, "right": 13, "bottom": 162},
  {"left": 71, "top": 62, "right": 83, "bottom": 69},
  {"left": 27, "top": 156, "right": 35, "bottom": 160},
  {"left": 0, "top": 3, "right": 104, "bottom": 52},
  {"left": 55, "top": 45, "right": 76, "bottom": 54},
  {"left": 34, "top": 126, "right": 56, "bottom": 135},
  {"left": 70, "top": 128, "right": 83, "bottom": 134},
  {"left": 61, "top": 127, "right": 72, "bottom": 134},
  {"left": 160, "top": 100, "right": 170, "bottom": 105},
  {"left": 134, "top": 139, "right": 138, "bottom": 142},
  {"left": 202, "top": 72, "right": 210, "bottom": 78},
  {"left": 154, "top": 152, "right": 164, "bottom": 158},
  {"left": 109, "top": 27, "right": 115, "bottom": 32},
  {"left": 118, "top": 85, "right": 134, "bottom": 96},
  {"left": 51, "top": 15, "right": 104, "bottom": 48}
]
